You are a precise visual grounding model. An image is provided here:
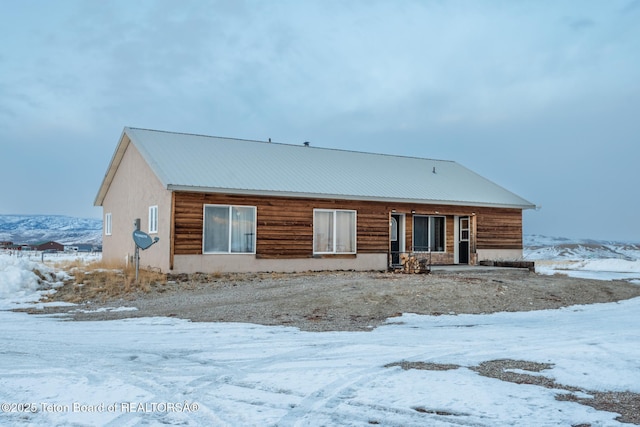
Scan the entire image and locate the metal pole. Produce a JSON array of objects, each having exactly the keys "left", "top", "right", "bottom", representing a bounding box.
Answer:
[
  {"left": 135, "top": 246, "right": 139, "bottom": 283},
  {"left": 134, "top": 218, "right": 140, "bottom": 283}
]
